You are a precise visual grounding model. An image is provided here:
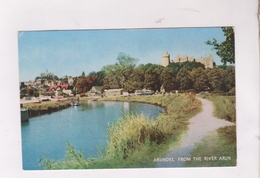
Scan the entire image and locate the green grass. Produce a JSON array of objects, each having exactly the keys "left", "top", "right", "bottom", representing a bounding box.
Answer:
[
  {"left": 23, "top": 100, "right": 72, "bottom": 117},
  {"left": 185, "top": 95, "right": 236, "bottom": 167},
  {"left": 41, "top": 94, "right": 202, "bottom": 169},
  {"left": 185, "top": 126, "right": 236, "bottom": 167},
  {"left": 201, "top": 95, "right": 236, "bottom": 123}
]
